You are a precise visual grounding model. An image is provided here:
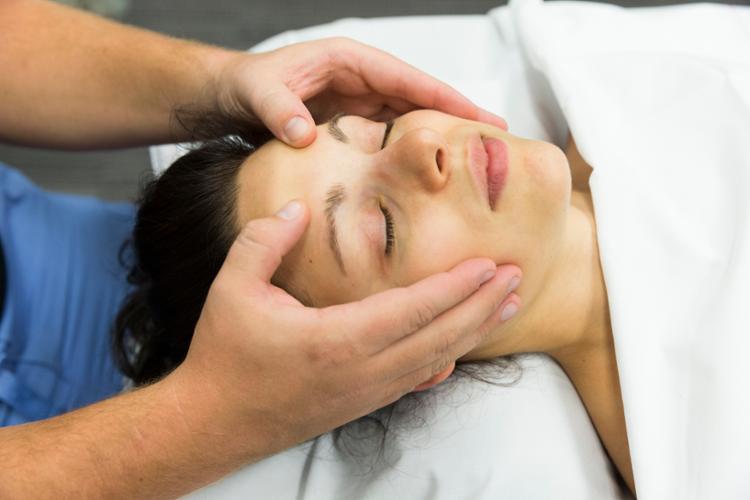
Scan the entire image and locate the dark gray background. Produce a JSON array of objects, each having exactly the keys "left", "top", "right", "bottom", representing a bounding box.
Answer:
[{"left": 1, "top": 0, "right": 745, "bottom": 201}]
